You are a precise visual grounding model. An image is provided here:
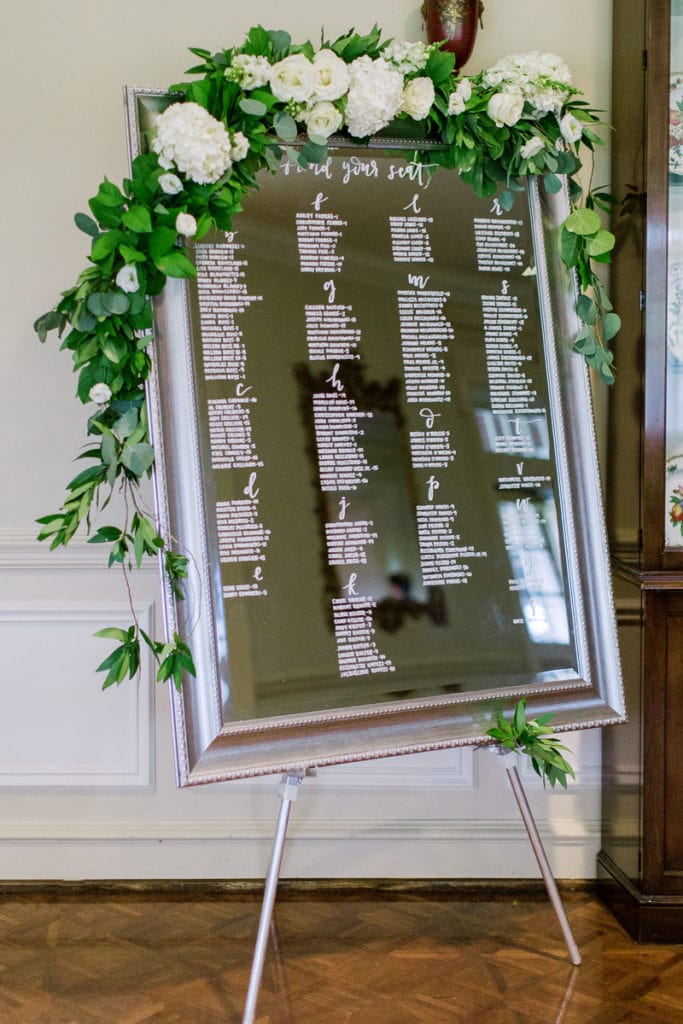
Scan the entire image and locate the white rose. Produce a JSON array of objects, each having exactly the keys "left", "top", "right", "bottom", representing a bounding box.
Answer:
[
  {"left": 159, "top": 173, "right": 183, "bottom": 195},
  {"left": 270, "top": 53, "right": 315, "bottom": 103},
  {"left": 487, "top": 90, "right": 524, "bottom": 127},
  {"left": 559, "top": 112, "right": 583, "bottom": 143},
  {"left": 231, "top": 131, "right": 249, "bottom": 162},
  {"left": 116, "top": 264, "right": 140, "bottom": 293},
  {"left": 305, "top": 101, "right": 343, "bottom": 139},
  {"left": 89, "top": 382, "right": 112, "bottom": 405},
  {"left": 312, "top": 49, "right": 350, "bottom": 101},
  {"left": 401, "top": 76, "right": 435, "bottom": 120},
  {"left": 520, "top": 136, "right": 545, "bottom": 159},
  {"left": 175, "top": 212, "right": 197, "bottom": 237},
  {"left": 344, "top": 56, "right": 404, "bottom": 138}
]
